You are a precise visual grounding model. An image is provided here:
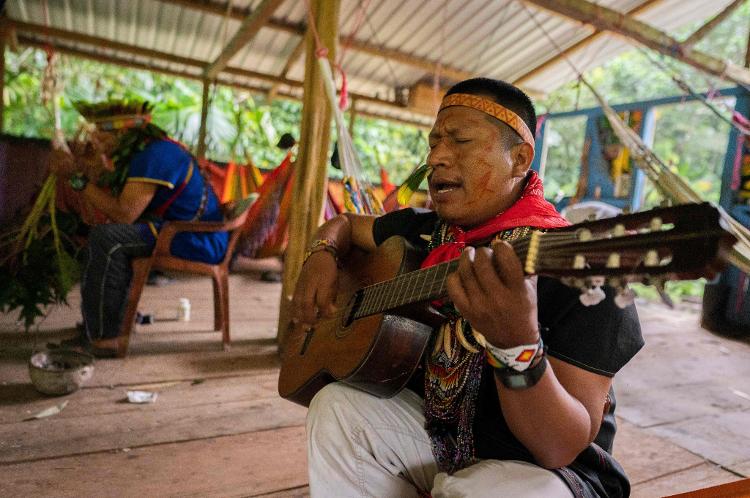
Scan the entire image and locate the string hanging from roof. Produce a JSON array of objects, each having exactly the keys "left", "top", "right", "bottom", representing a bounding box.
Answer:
[
  {"left": 302, "top": 0, "right": 384, "bottom": 215},
  {"left": 635, "top": 47, "right": 750, "bottom": 136},
  {"left": 518, "top": 0, "right": 750, "bottom": 273}
]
